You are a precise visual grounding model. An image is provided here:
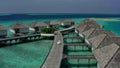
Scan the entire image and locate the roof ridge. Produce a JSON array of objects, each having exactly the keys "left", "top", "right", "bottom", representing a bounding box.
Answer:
[{"left": 96, "top": 33, "right": 107, "bottom": 49}]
